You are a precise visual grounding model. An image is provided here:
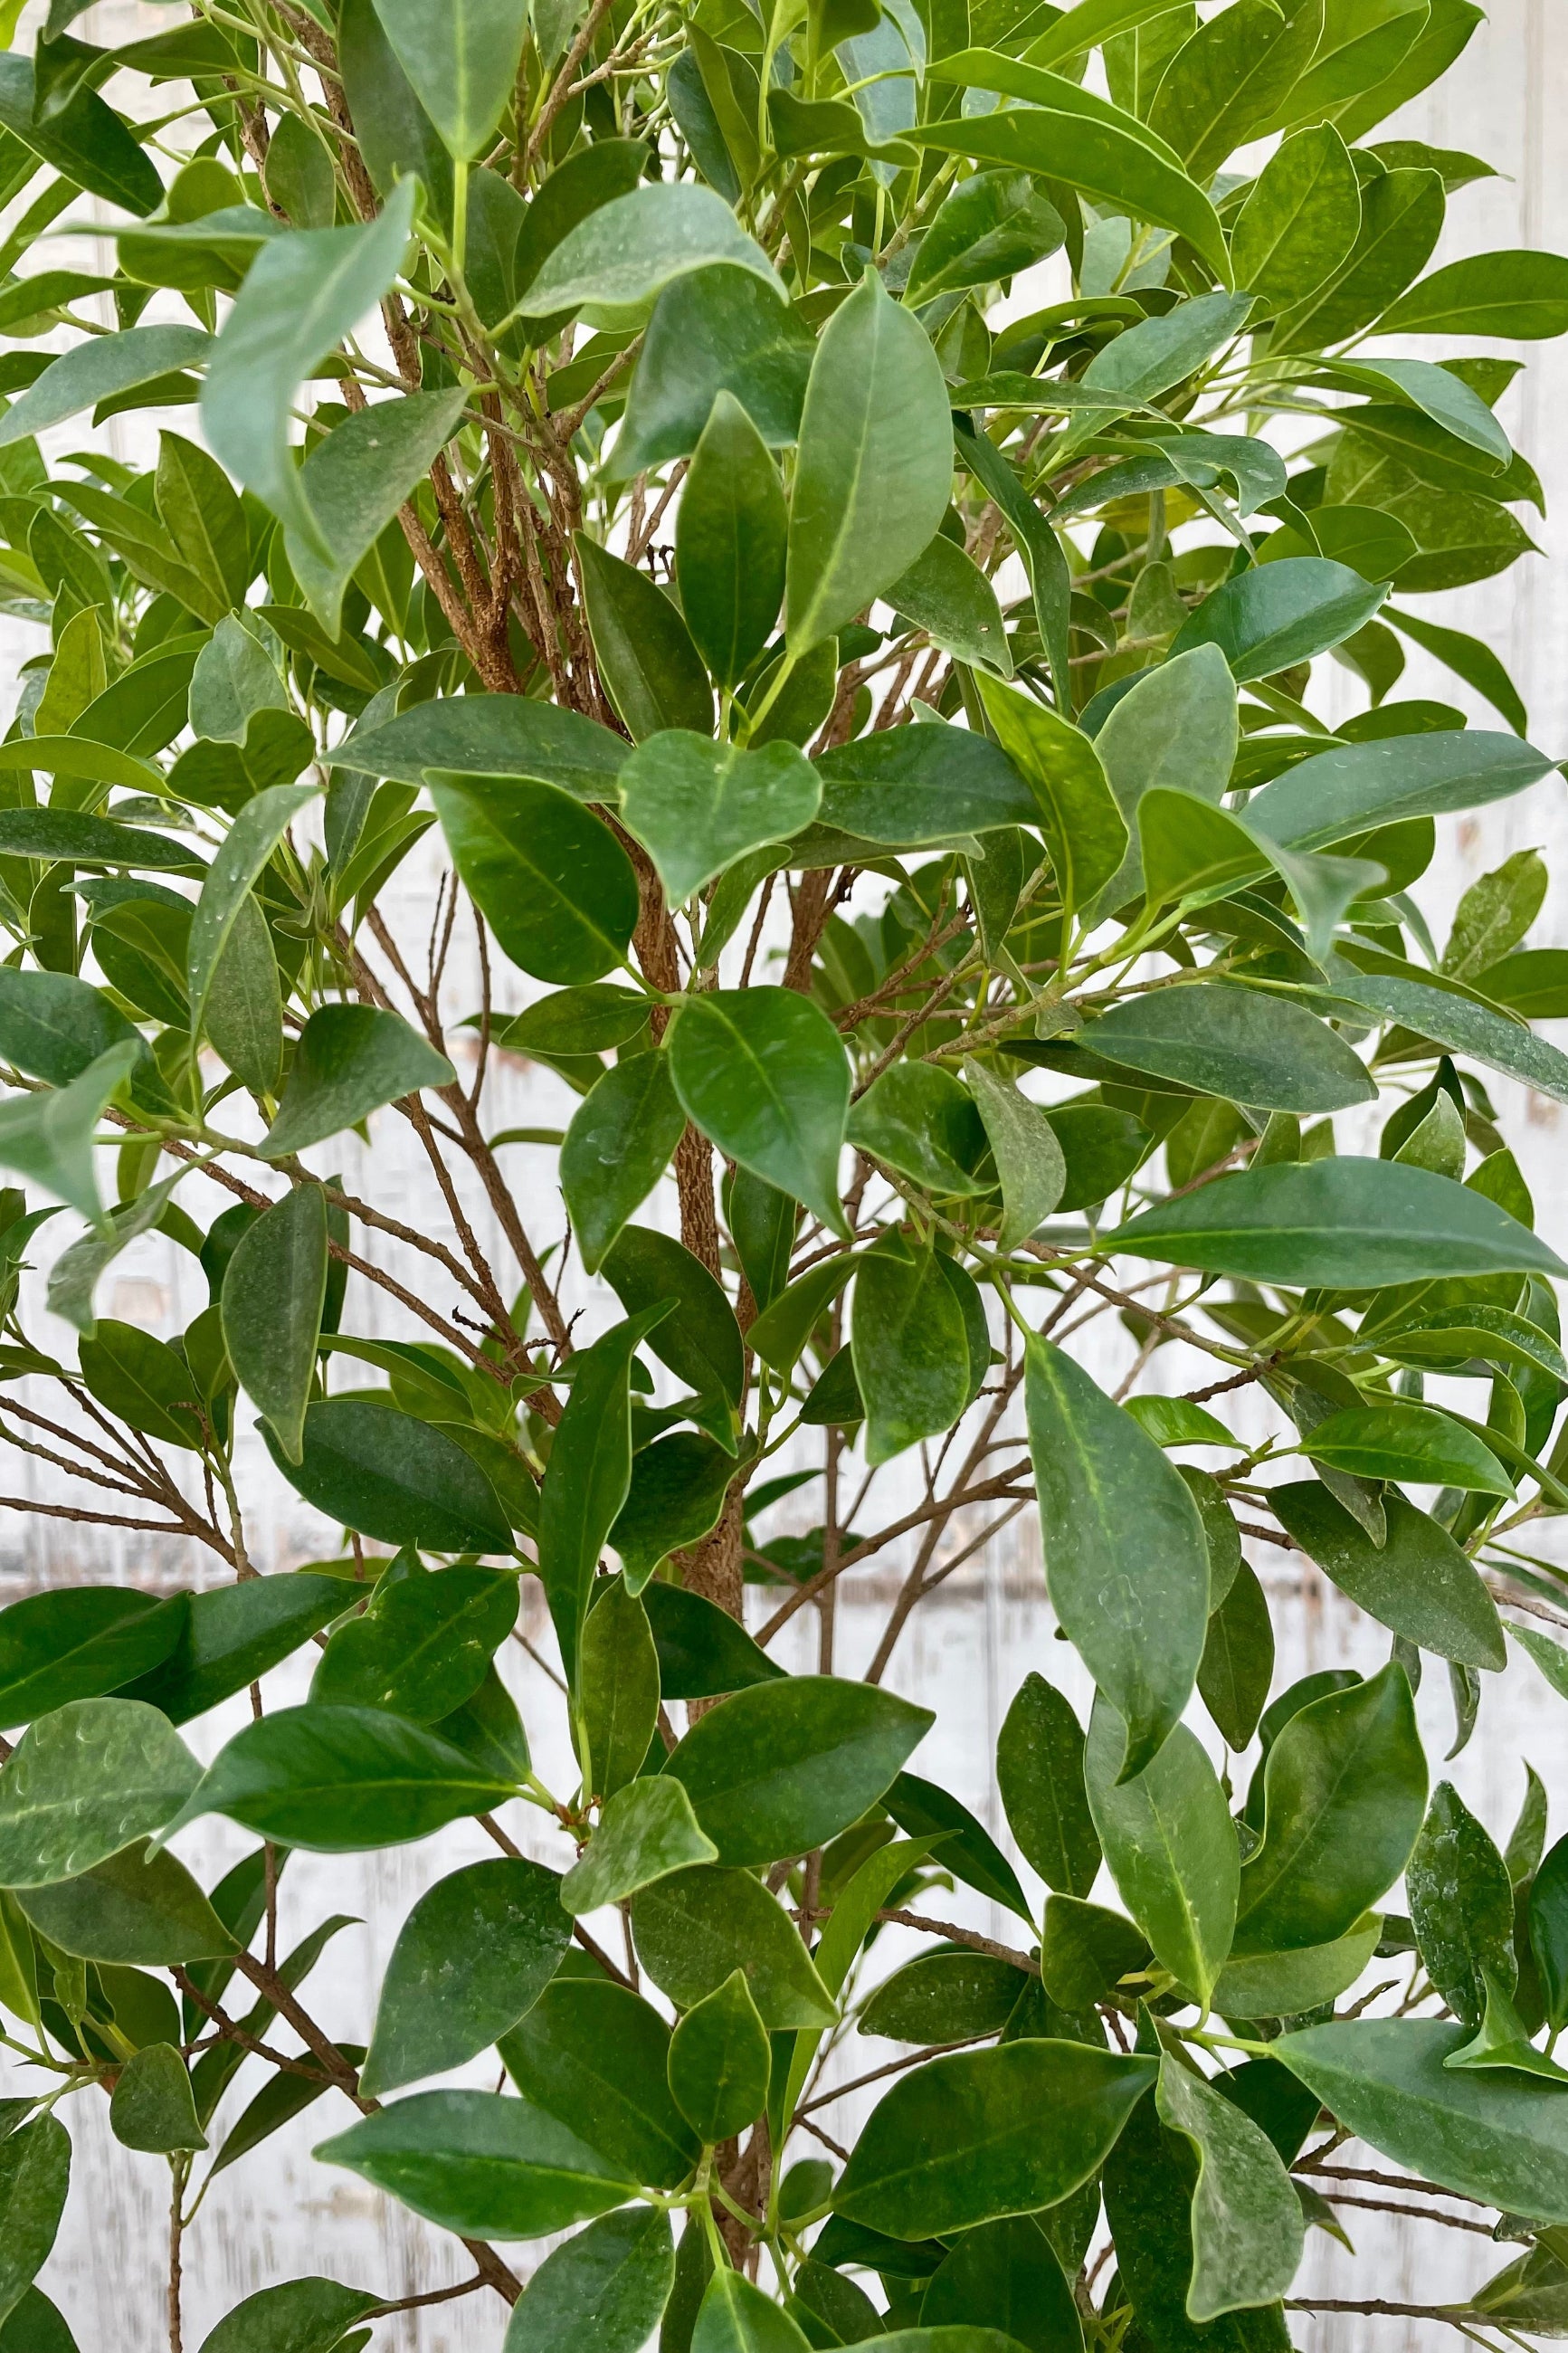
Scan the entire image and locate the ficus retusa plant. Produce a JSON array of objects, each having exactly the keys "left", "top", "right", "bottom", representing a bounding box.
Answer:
[{"left": 0, "top": 0, "right": 1565, "bottom": 2346}]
